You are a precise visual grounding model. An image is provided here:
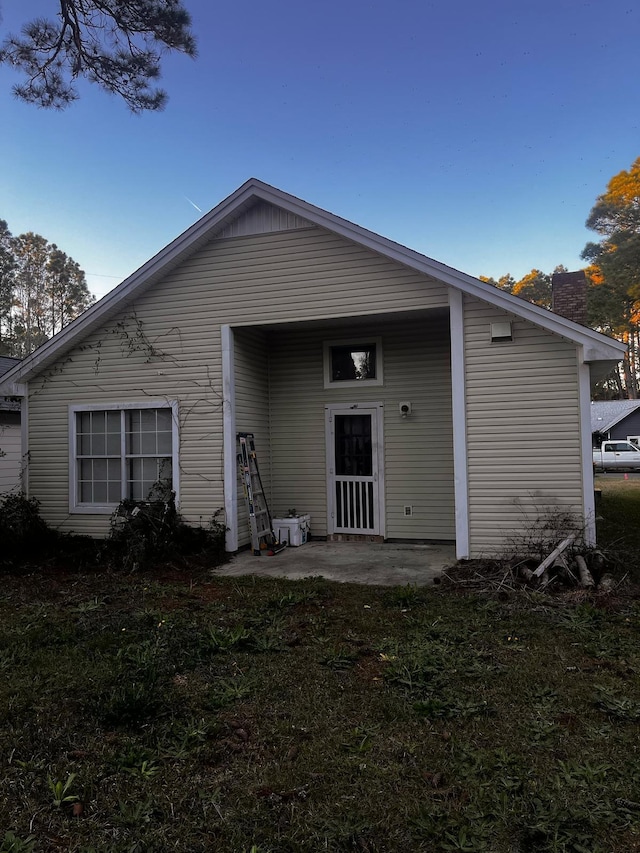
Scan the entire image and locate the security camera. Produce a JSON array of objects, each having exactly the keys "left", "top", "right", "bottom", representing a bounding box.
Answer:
[{"left": 399, "top": 402, "right": 412, "bottom": 417}]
